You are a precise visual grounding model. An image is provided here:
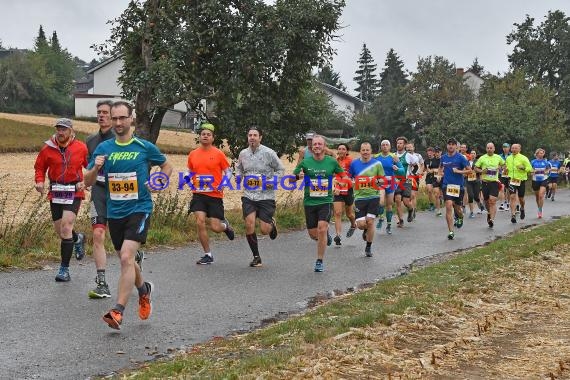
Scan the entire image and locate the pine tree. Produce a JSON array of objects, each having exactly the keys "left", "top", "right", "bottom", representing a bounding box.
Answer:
[
  {"left": 317, "top": 64, "right": 346, "bottom": 91},
  {"left": 379, "top": 48, "right": 407, "bottom": 94},
  {"left": 34, "top": 25, "right": 49, "bottom": 53},
  {"left": 353, "top": 43, "right": 378, "bottom": 101},
  {"left": 468, "top": 57, "right": 485, "bottom": 76},
  {"left": 50, "top": 31, "right": 61, "bottom": 52}
]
